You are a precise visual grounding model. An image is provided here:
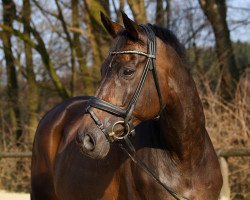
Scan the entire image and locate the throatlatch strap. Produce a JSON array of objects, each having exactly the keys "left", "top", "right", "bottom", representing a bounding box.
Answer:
[{"left": 141, "top": 25, "right": 164, "bottom": 113}]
